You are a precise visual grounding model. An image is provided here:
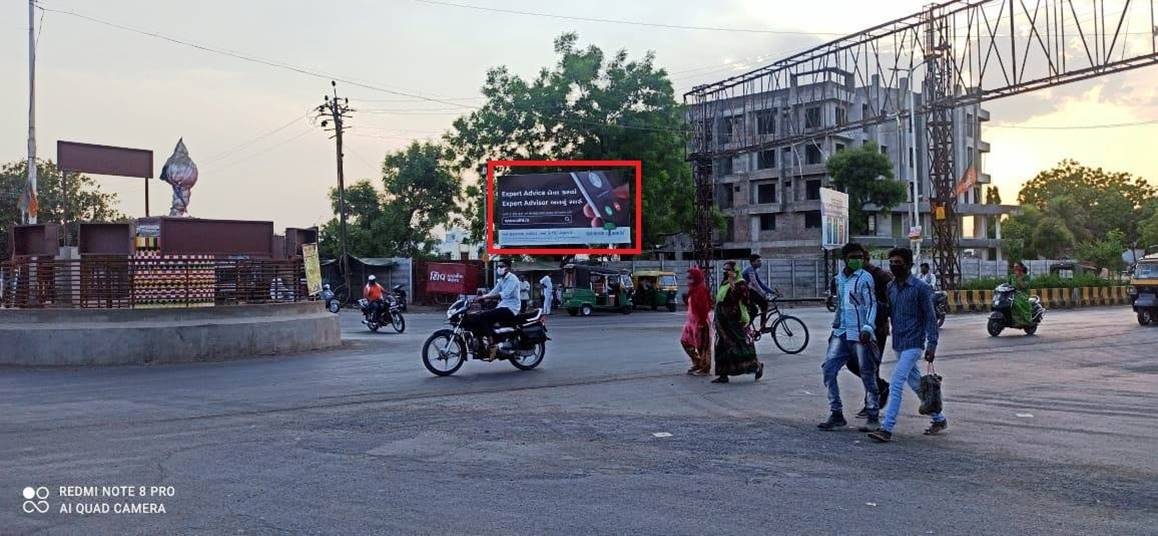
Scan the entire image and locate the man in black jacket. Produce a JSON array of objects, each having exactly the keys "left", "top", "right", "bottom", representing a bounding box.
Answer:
[{"left": 844, "top": 244, "right": 891, "bottom": 419}]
